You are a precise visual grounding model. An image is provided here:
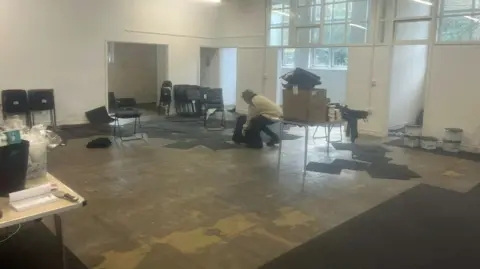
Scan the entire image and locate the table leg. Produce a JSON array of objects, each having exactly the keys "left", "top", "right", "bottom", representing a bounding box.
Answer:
[
  {"left": 303, "top": 126, "right": 309, "bottom": 191},
  {"left": 326, "top": 124, "right": 331, "bottom": 154},
  {"left": 277, "top": 121, "right": 284, "bottom": 179},
  {"left": 54, "top": 214, "right": 66, "bottom": 269}
]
